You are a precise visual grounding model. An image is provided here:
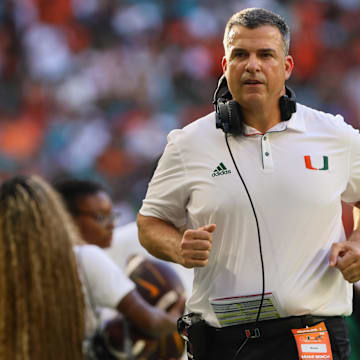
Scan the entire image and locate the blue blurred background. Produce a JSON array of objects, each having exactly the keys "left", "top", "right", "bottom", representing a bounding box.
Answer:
[{"left": 0, "top": 0, "right": 359, "bottom": 224}]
